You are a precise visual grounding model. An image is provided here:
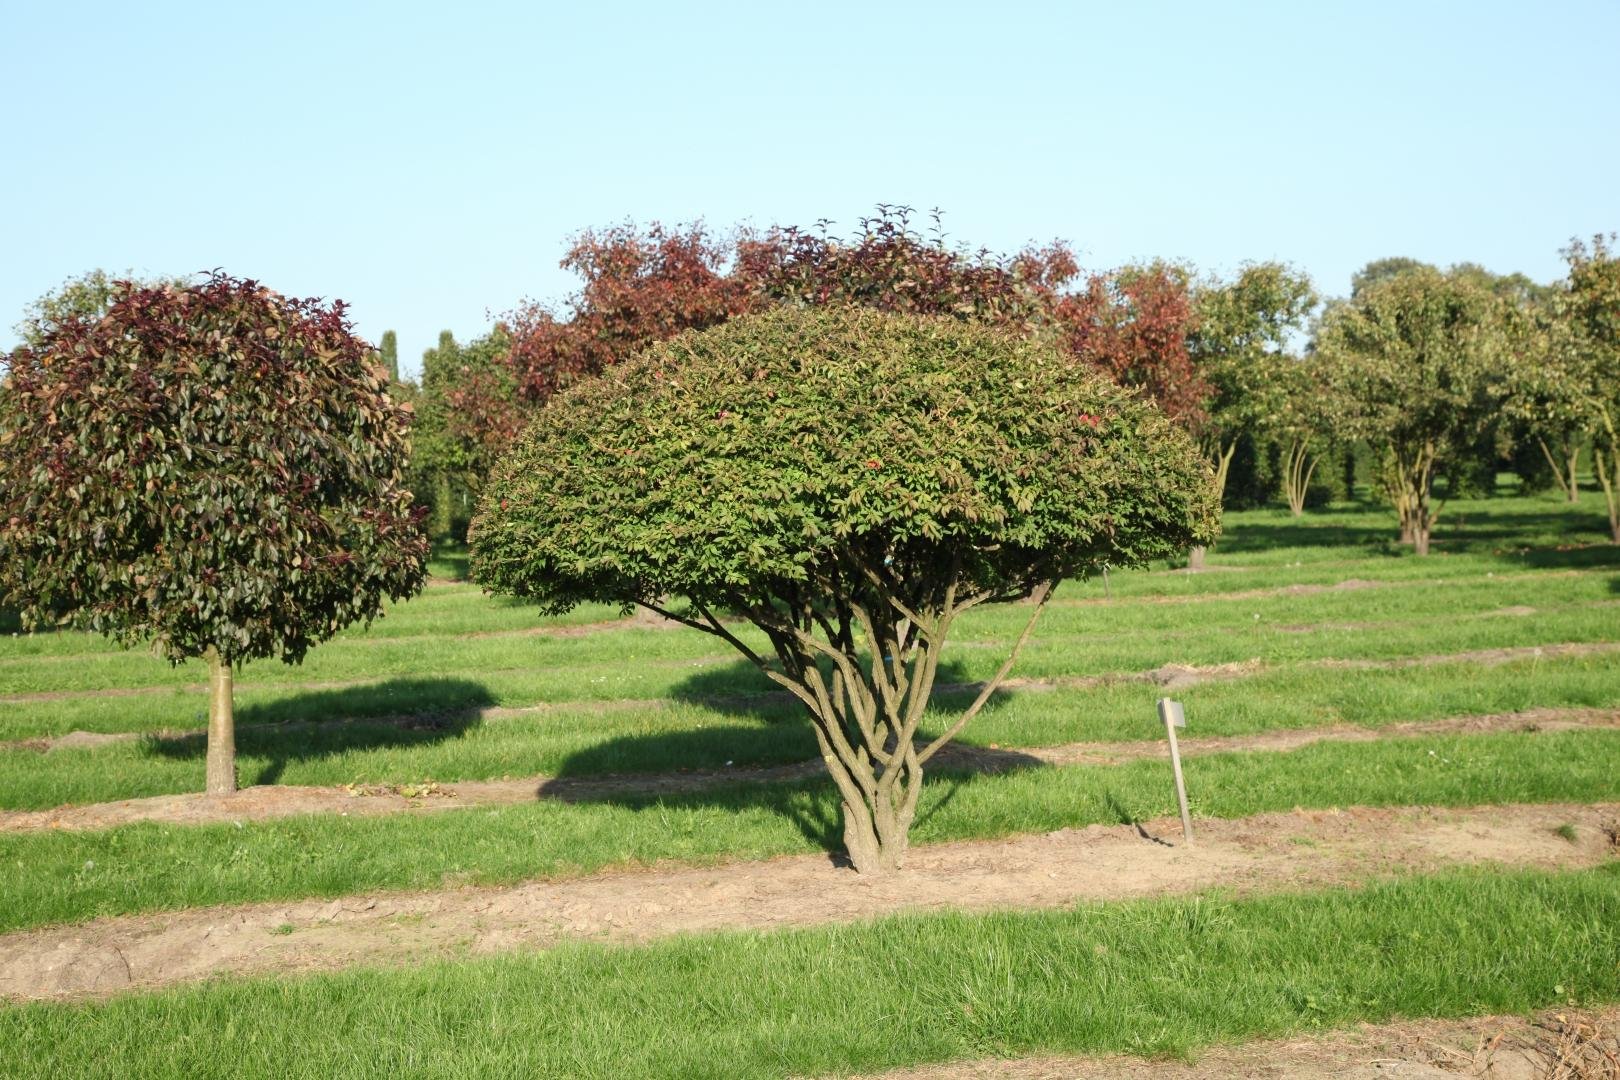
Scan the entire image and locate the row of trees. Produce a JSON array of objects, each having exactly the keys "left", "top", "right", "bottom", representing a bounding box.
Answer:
[
  {"left": 0, "top": 264, "right": 1217, "bottom": 876},
  {"left": 402, "top": 209, "right": 1311, "bottom": 540},
  {"left": 397, "top": 210, "right": 1620, "bottom": 553}
]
